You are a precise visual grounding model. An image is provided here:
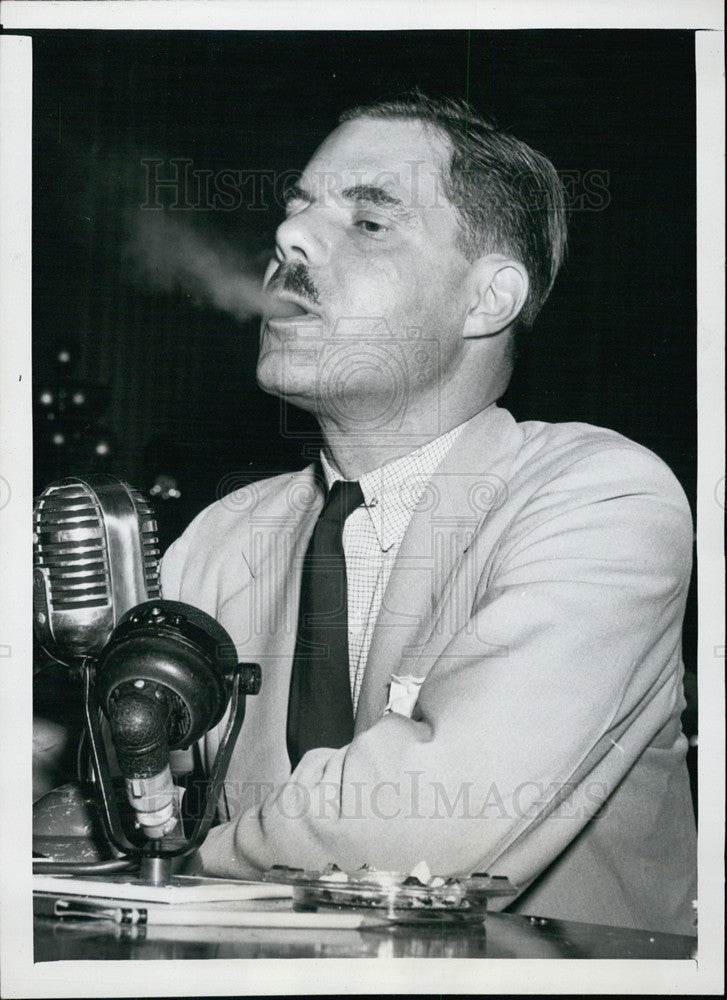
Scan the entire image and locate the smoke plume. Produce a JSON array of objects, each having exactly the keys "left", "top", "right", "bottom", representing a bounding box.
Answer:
[{"left": 126, "top": 210, "right": 274, "bottom": 321}]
